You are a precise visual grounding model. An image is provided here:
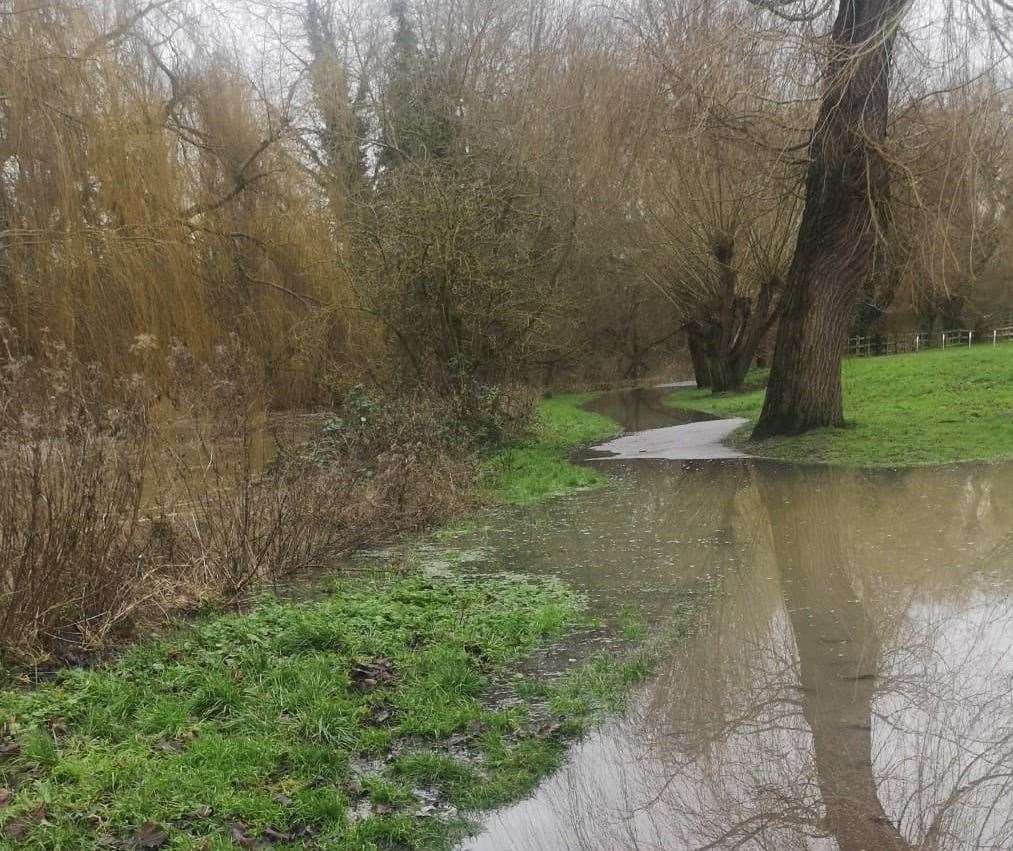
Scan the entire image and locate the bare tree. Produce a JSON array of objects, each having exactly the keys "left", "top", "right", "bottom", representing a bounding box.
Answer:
[{"left": 630, "top": 4, "right": 801, "bottom": 390}]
